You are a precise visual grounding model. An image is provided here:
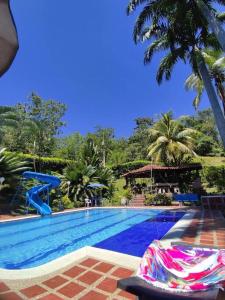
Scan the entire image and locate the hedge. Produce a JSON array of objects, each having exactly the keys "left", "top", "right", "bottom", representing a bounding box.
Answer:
[
  {"left": 6, "top": 151, "right": 72, "bottom": 173},
  {"left": 111, "top": 160, "right": 150, "bottom": 177}
]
